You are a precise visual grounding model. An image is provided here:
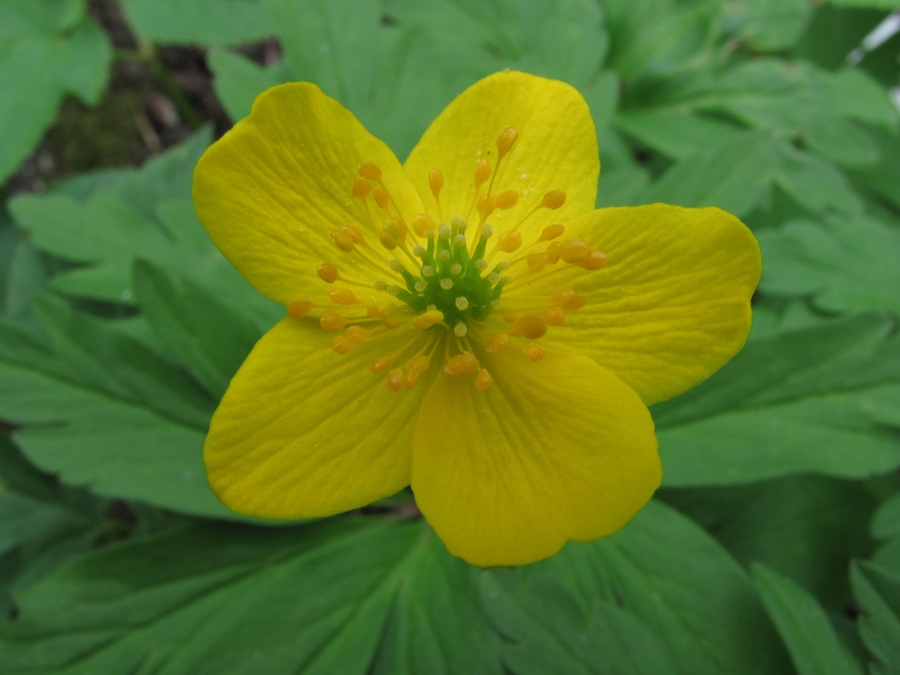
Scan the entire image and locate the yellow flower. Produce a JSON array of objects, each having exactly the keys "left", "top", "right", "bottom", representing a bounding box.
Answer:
[{"left": 192, "top": 71, "right": 760, "bottom": 567}]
